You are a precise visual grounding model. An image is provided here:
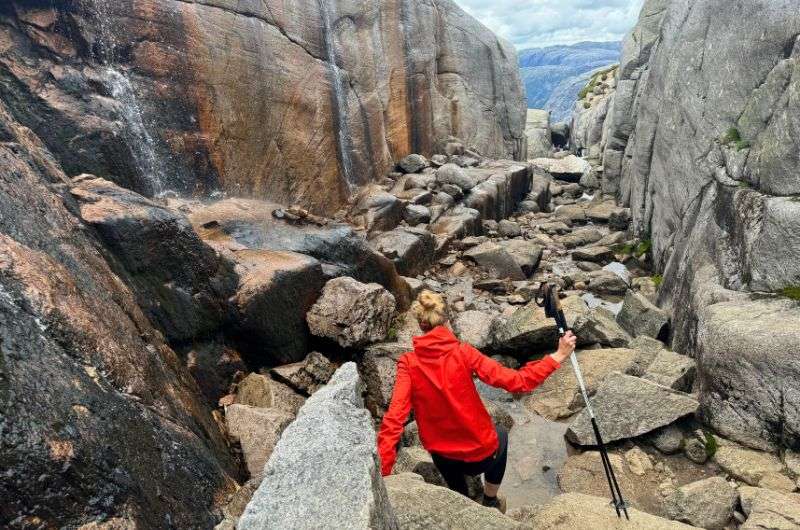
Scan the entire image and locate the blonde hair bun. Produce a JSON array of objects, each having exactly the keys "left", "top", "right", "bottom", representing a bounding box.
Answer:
[{"left": 411, "top": 290, "right": 448, "bottom": 331}]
